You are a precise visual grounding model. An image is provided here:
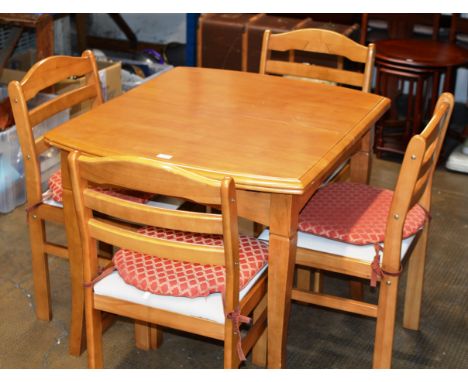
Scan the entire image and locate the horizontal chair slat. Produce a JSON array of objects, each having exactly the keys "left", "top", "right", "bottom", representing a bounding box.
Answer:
[
  {"left": 29, "top": 84, "right": 97, "bottom": 127},
  {"left": 84, "top": 189, "right": 224, "bottom": 234},
  {"left": 291, "top": 289, "right": 378, "bottom": 318},
  {"left": 88, "top": 219, "right": 226, "bottom": 266},
  {"left": 269, "top": 29, "right": 368, "bottom": 62},
  {"left": 79, "top": 156, "right": 222, "bottom": 205},
  {"left": 22, "top": 56, "right": 94, "bottom": 100},
  {"left": 296, "top": 247, "right": 372, "bottom": 279},
  {"left": 94, "top": 295, "right": 225, "bottom": 340},
  {"left": 266, "top": 60, "right": 365, "bottom": 88}
]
